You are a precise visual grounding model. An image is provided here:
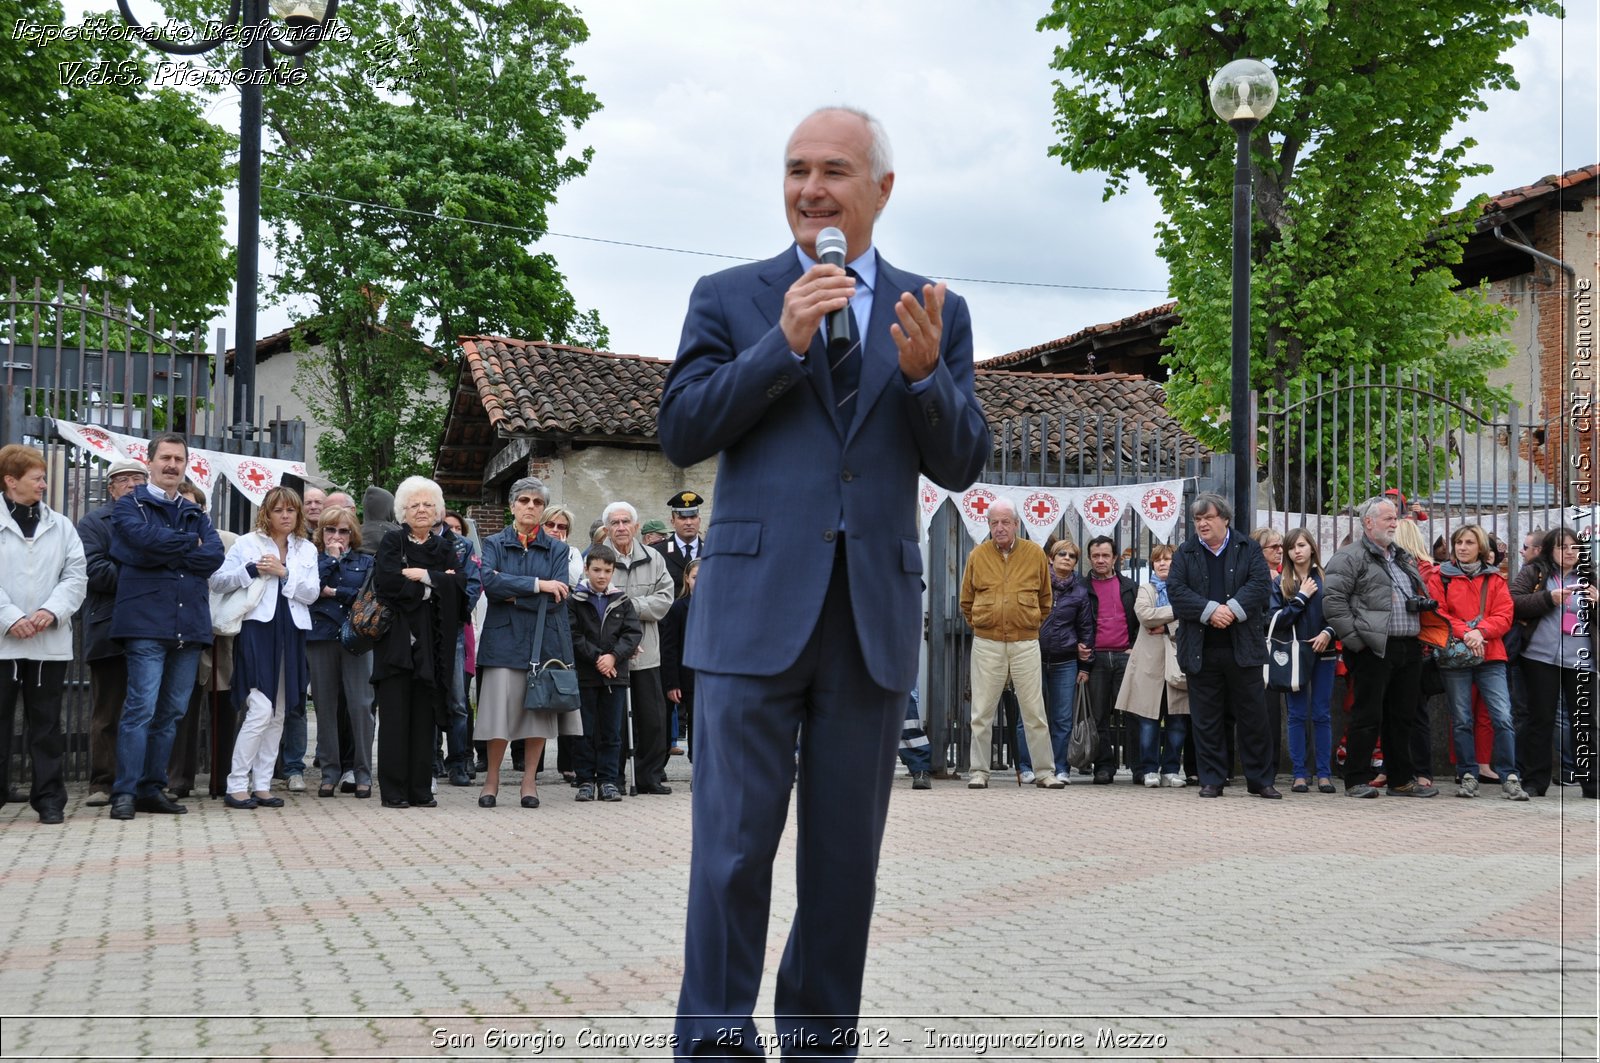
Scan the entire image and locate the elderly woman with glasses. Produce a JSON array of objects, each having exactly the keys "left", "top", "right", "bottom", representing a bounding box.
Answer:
[
  {"left": 474, "top": 476, "right": 578, "bottom": 809},
  {"left": 371, "top": 476, "right": 470, "bottom": 808},
  {"left": 307, "top": 505, "right": 376, "bottom": 798}
]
